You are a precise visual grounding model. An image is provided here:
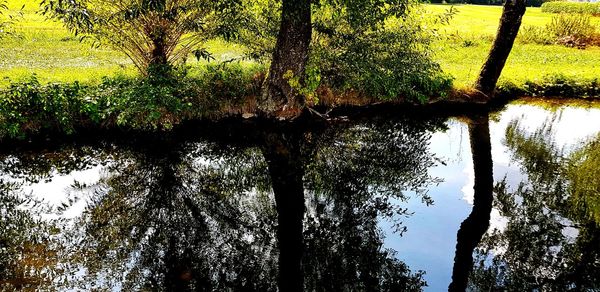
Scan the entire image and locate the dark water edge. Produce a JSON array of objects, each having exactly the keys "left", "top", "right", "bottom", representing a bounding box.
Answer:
[{"left": 1, "top": 101, "right": 600, "bottom": 291}]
